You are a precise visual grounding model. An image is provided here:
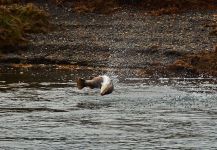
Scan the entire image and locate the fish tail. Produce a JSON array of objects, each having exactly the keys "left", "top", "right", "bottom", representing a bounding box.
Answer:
[{"left": 77, "top": 78, "right": 86, "bottom": 89}]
